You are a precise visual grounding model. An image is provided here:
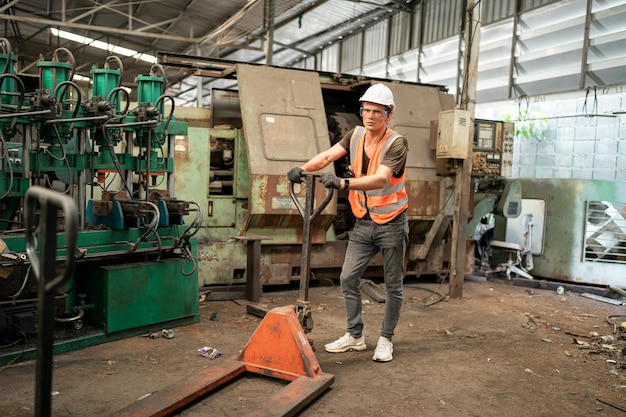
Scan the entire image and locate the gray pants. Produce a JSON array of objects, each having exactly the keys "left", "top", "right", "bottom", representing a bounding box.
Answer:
[{"left": 340, "top": 212, "right": 409, "bottom": 341}]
